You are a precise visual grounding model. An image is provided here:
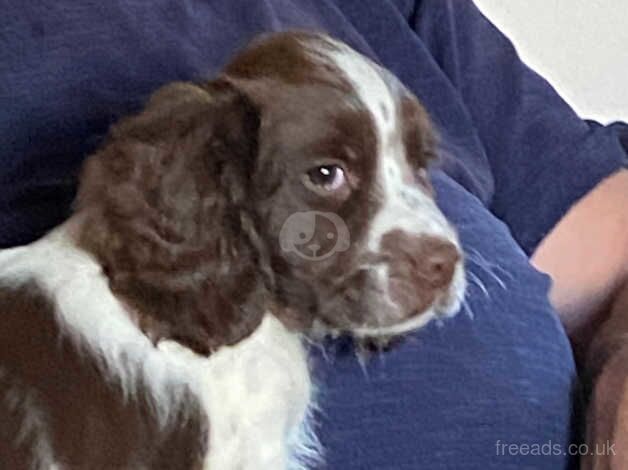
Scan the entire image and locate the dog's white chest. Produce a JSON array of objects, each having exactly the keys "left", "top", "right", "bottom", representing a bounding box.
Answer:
[{"left": 159, "top": 315, "right": 313, "bottom": 469}]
